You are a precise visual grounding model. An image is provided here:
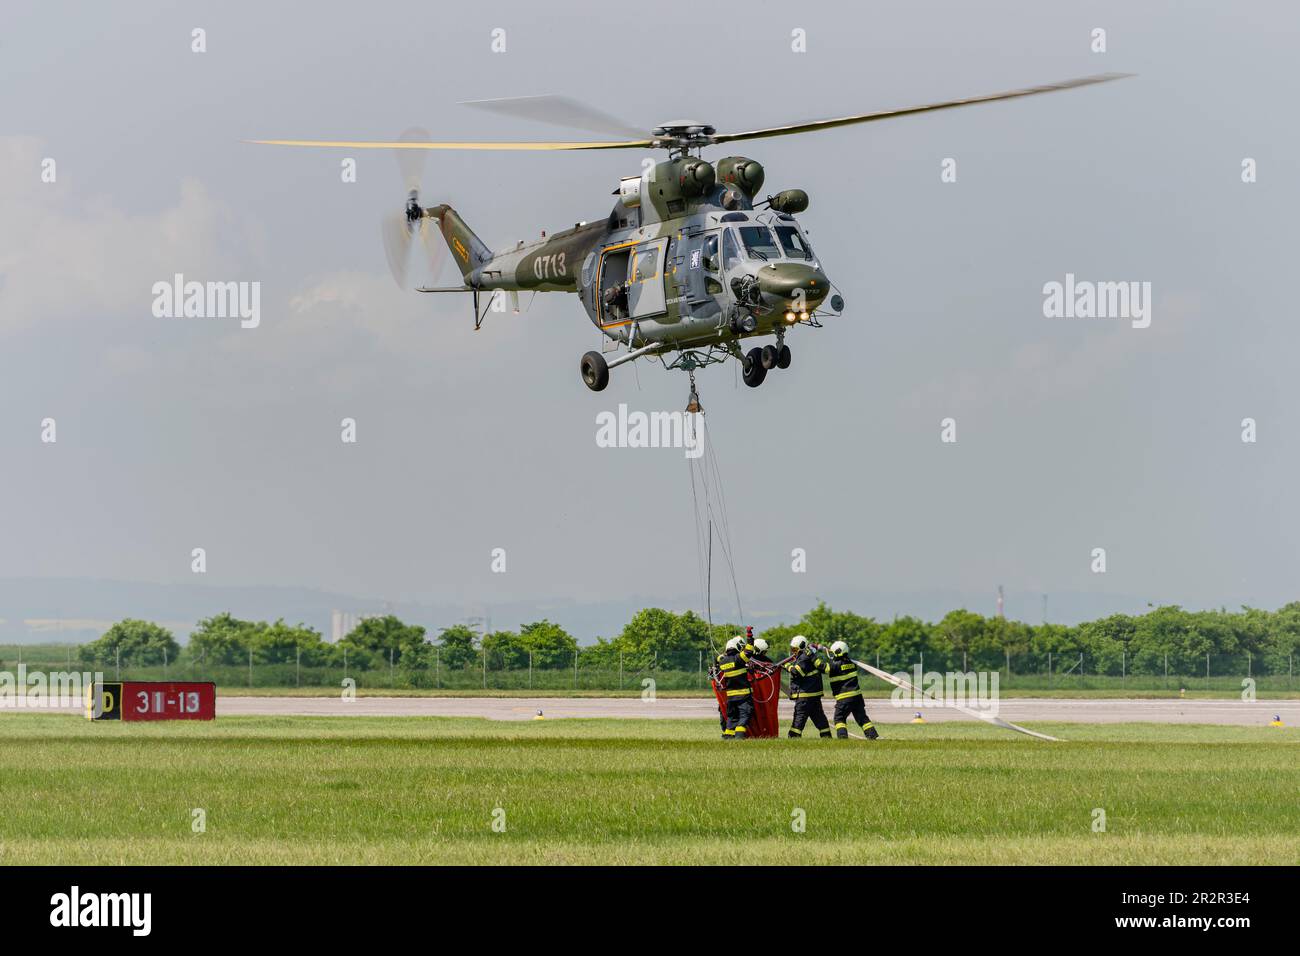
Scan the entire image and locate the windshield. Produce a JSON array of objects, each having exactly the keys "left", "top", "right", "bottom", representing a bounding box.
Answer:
[
  {"left": 737, "top": 226, "right": 782, "bottom": 261},
  {"left": 774, "top": 225, "right": 813, "bottom": 260}
]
